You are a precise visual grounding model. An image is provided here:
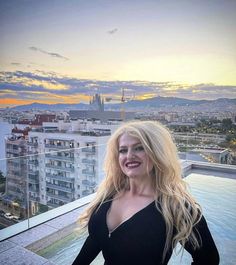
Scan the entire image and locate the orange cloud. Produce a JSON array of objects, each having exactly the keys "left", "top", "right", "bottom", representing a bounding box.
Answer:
[
  {"left": 0, "top": 94, "right": 91, "bottom": 108},
  {"left": 136, "top": 93, "right": 157, "bottom": 100},
  {"left": 0, "top": 98, "right": 54, "bottom": 107},
  {"left": 46, "top": 93, "right": 90, "bottom": 104},
  {"left": 63, "top": 94, "right": 90, "bottom": 104}
]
